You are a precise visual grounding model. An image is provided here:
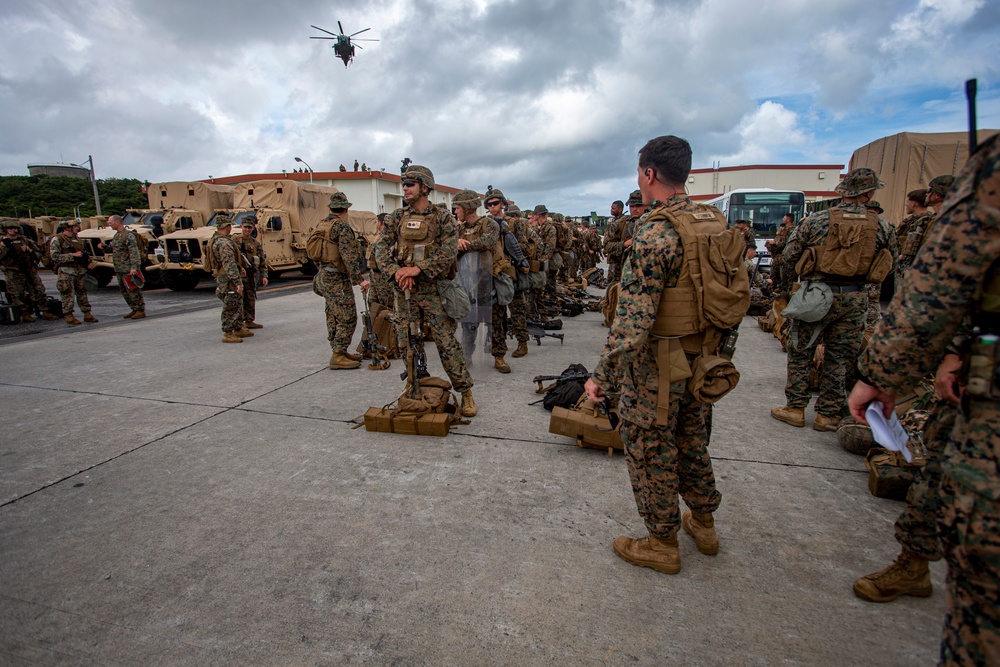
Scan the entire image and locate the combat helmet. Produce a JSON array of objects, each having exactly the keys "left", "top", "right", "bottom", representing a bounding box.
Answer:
[
  {"left": 836, "top": 417, "right": 876, "bottom": 455},
  {"left": 484, "top": 188, "right": 507, "bottom": 204},
  {"left": 928, "top": 175, "right": 955, "bottom": 197},
  {"left": 506, "top": 204, "right": 522, "bottom": 217},
  {"left": 328, "top": 192, "right": 352, "bottom": 210},
  {"left": 55, "top": 220, "right": 78, "bottom": 233},
  {"left": 1, "top": 218, "right": 21, "bottom": 229},
  {"left": 452, "top": 189, "right": 481, "bottom": 211},
  {"left": 627, "top": 189, "right": 643, "bottom": 206},
  {"left": 835, "top": 168, "right": 884, "bottom": 197},
  {"left": 402, "top": 165, "right": 435, "bottom": 190}
]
